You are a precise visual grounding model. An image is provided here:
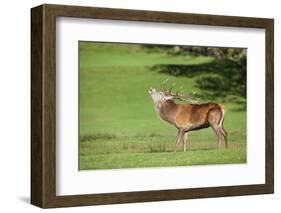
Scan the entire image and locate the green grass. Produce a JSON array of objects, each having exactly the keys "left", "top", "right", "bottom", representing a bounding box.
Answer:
[
  {"left": 79, "top": 42, "right": 247, "bottom": 170},
  {"left": 81, "top": 150, "right": 246, "bottom": 170}
]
